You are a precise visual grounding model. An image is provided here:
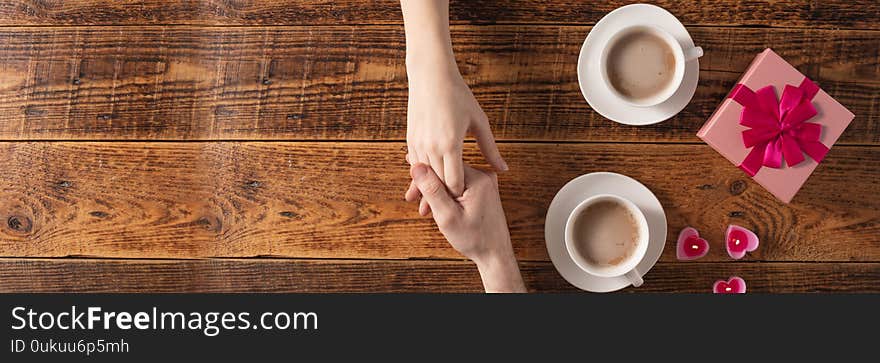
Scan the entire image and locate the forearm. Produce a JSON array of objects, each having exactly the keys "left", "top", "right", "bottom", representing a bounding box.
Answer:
[
  {"left": 473, "top": 242, "right": 527, "bottom": 293},
  {"left": 400, "top": 0, "right": 458, "bottom": 76}
]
